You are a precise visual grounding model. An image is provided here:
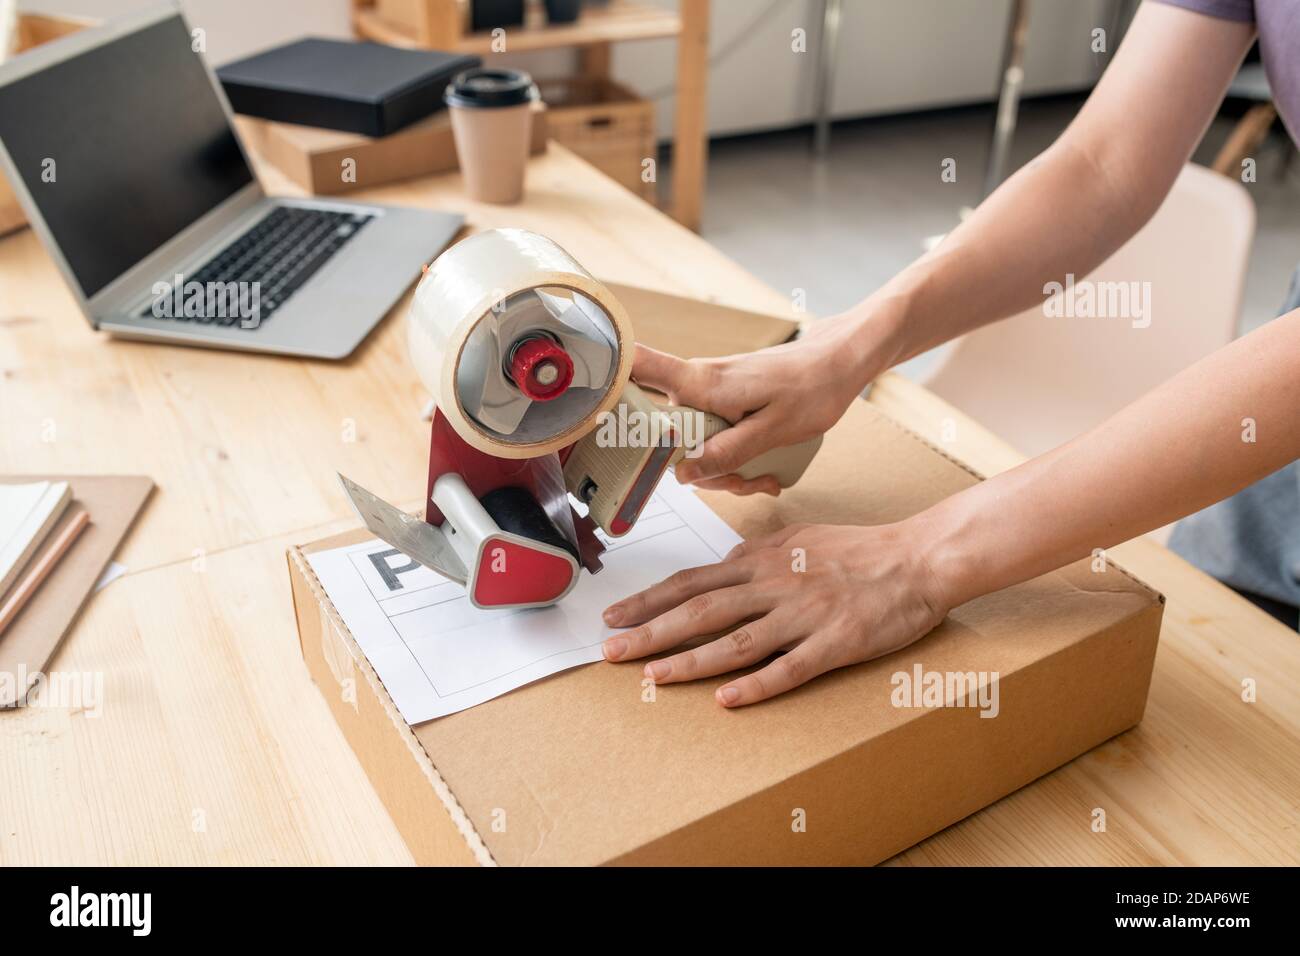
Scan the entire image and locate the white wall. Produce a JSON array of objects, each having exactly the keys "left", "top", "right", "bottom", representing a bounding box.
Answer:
[
  {"left": 23, "top": 0, "right": 1116, "bottom": 139},
  {"left": 607, "top": 0, "right": 1116, "bottom": 139},
  {"left": 20, "top": 0, "right": 354, "bottom": 62}
]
